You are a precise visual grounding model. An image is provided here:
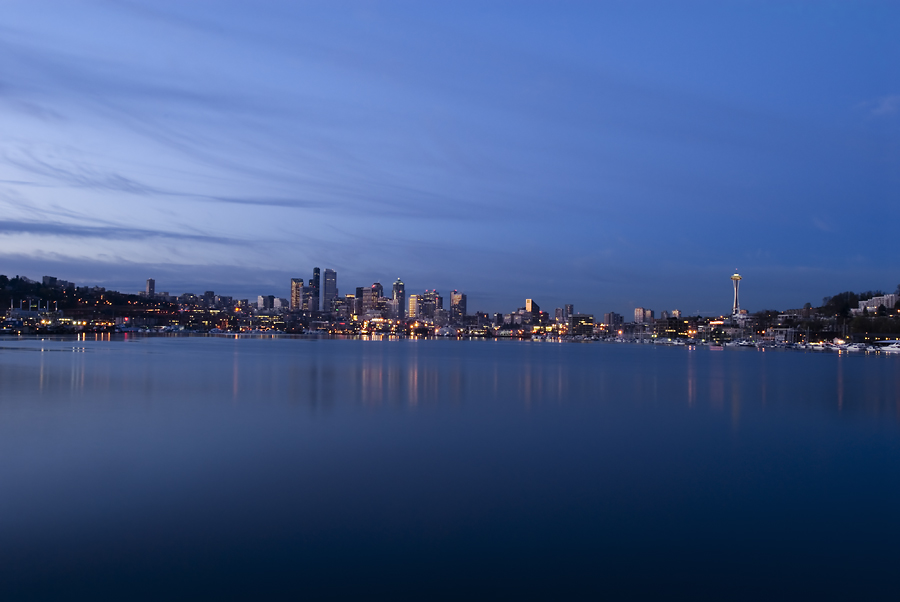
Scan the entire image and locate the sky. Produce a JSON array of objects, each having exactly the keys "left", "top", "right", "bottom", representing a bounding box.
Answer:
[{"left": 0, "top": 1, "right": 898, "bottom": 316}]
